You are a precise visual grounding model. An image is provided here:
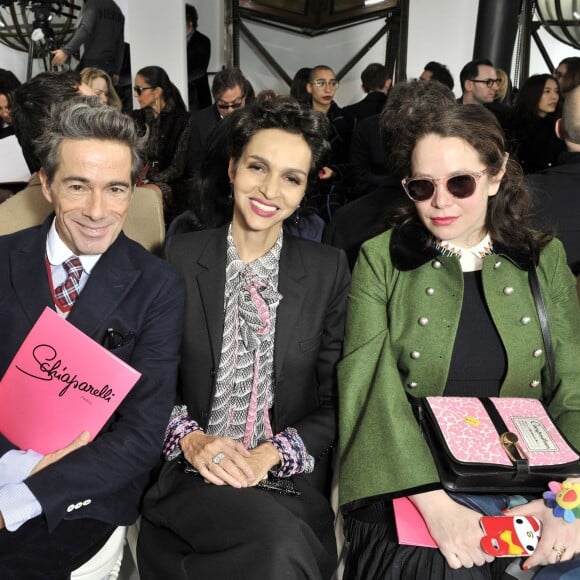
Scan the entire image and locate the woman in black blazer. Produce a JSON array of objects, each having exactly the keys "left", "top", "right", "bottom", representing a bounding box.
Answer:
[{"left": 138, "top": 97, "right": 350, "bottom": 580}]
